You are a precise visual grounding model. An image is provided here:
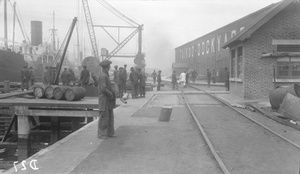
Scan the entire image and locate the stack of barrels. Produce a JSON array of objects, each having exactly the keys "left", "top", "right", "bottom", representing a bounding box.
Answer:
[{"left": 33, "top": 85, "right": 87, "bottom": 101}]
